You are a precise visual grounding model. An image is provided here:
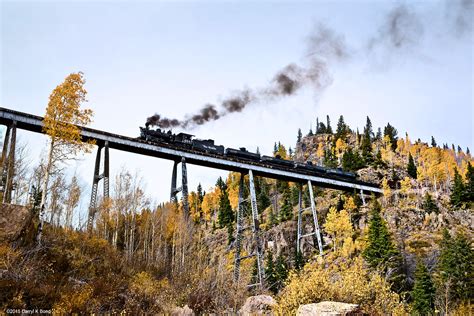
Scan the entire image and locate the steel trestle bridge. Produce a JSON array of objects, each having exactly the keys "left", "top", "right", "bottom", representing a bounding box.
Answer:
[{"left": 0, "top": 106, "right": 382, "bottom": 288}]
